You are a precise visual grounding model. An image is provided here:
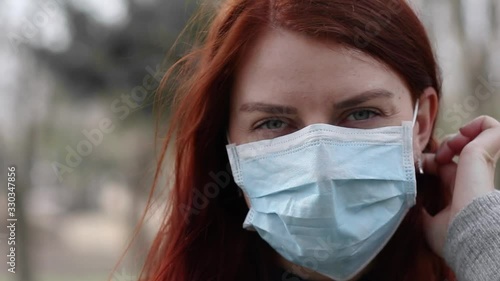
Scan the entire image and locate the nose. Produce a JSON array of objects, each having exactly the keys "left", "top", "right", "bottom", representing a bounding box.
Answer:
[{"left": 300, "top": 111, "right": 336, "bottom": 127}]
